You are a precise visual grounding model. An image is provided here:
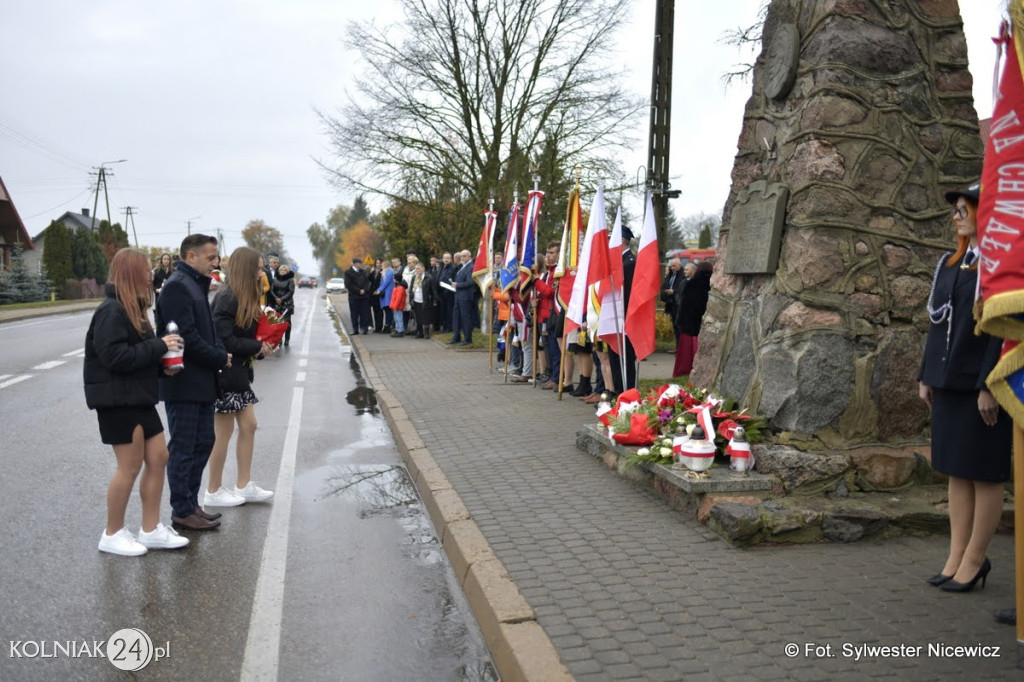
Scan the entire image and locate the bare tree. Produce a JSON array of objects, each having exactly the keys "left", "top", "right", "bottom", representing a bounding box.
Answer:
[
  {"left": 720, "top": 0, "right": 770, "bottom": 86},
  {"left": 319, "top": 0, "right": 644, "bottom": 234}
]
